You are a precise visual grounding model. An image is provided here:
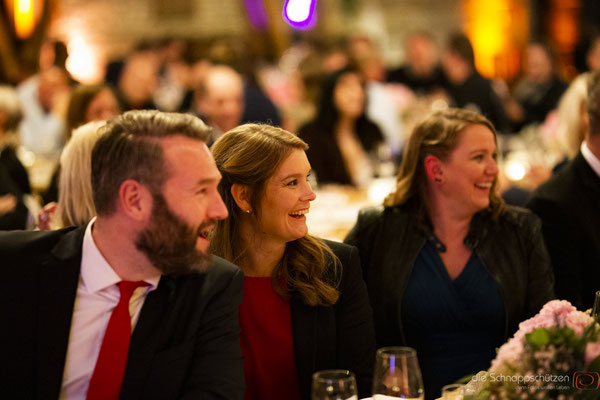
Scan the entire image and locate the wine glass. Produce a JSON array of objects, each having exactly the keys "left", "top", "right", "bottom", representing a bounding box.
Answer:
[
  {"left": 442, "top": 383, "right": 464, "bottom": 400},
  {"left": 592, "top": 290, "right": 600, "bottom": 319},
  {"left": 372, "top": 346, "right": 424, "bottom": 399},
  {"left": 312, "top": 369, "right": 358, "bottom": 400}
]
